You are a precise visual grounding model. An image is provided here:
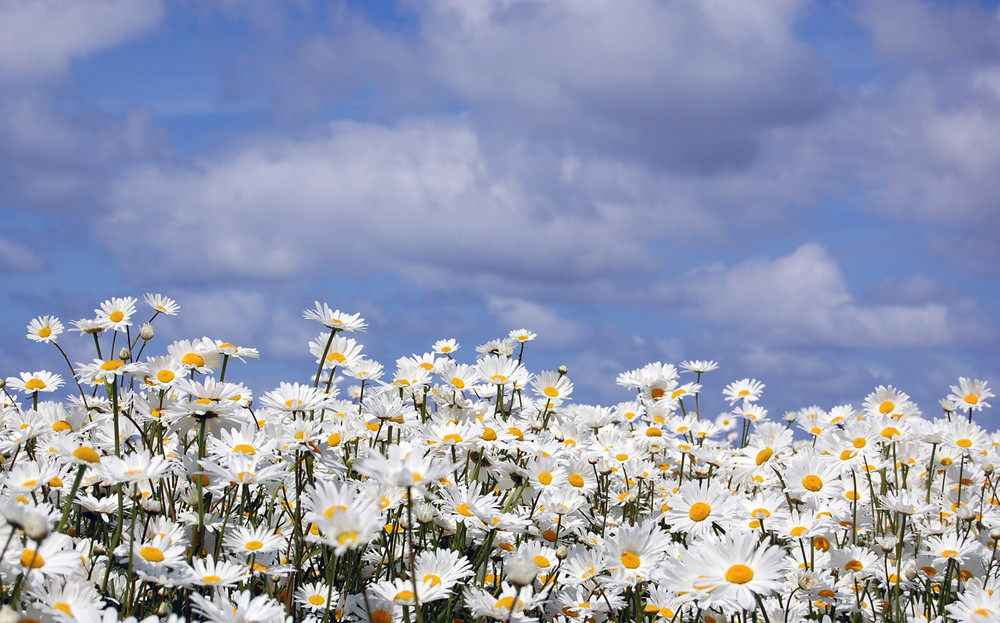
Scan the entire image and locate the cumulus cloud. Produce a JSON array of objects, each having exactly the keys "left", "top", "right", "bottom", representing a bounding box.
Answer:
[
  {"left": 0, "top": 0, "right": 163, "bottom": 80},
  {"left": 414, "top": 0, "right": 830, "bottom": 172},
  {"left": 486, "top": 296, "right": 586, "bottom": 348},
  {"left": 684, "top": 243, "right": 955, "bottom": 348},
  {"left": 106, "top": 118, "right": 657, "bottom": 286},
  {"left": 0, "top": 236, "right": 45, "bottom": 273}
]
